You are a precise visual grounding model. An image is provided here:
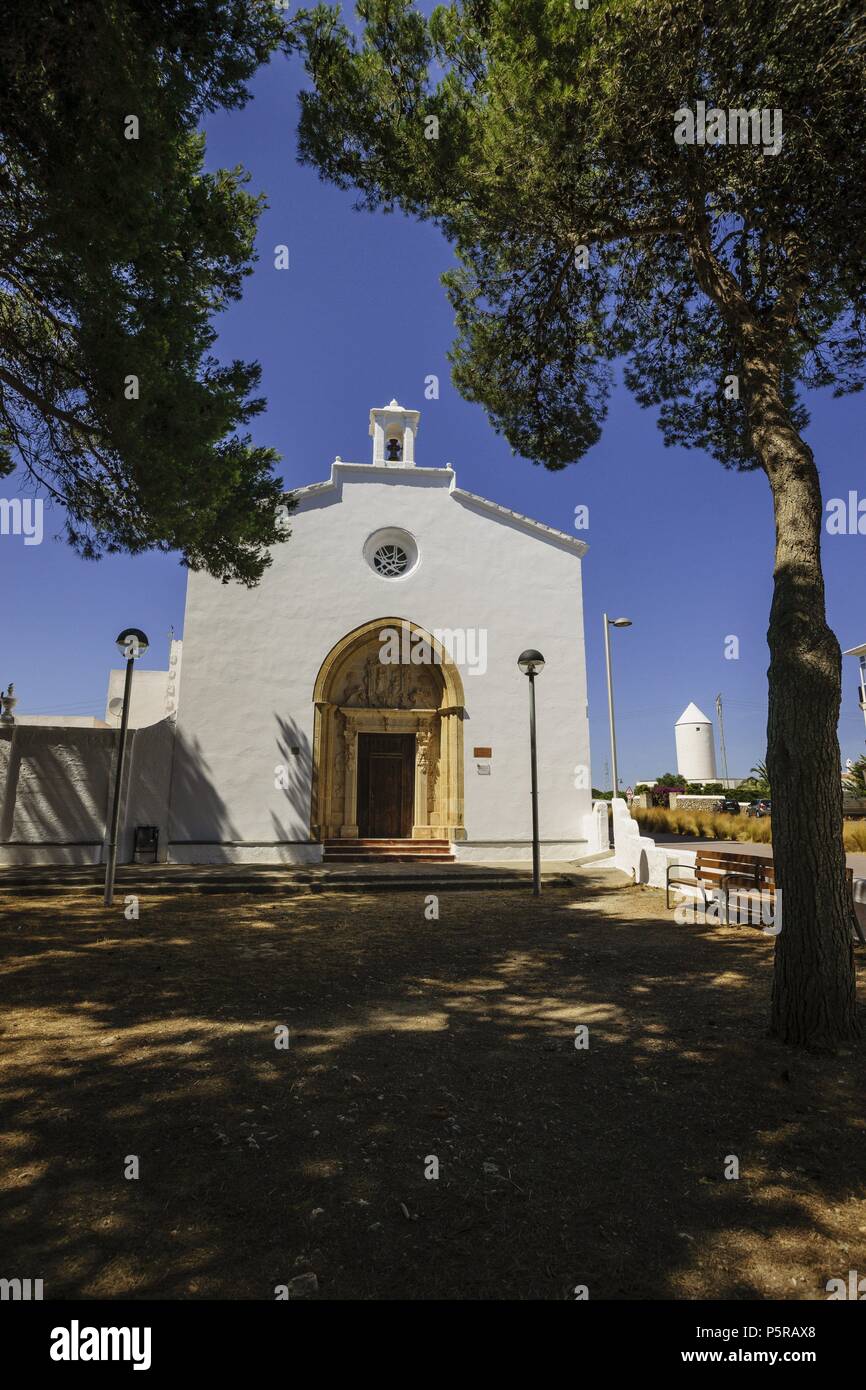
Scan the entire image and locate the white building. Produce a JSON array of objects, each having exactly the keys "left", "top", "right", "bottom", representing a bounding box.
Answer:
[
  {"left": 675, "top": 702, "right": 717, "bottom": 782},
  {"left": 843, "top": 641, "right": 866, "bottom": 738},
  {"left": 166, "top": 401, "right": 601, "bottom": 864},
  {"left": 104, "top": 639, "right": 183, "bottom": 729},
  {"left": 0, "top": 402, "right": 605, "bottom": 867},
  {"left": 1, "top": 639, "right": 182, "bottom": 731}
]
